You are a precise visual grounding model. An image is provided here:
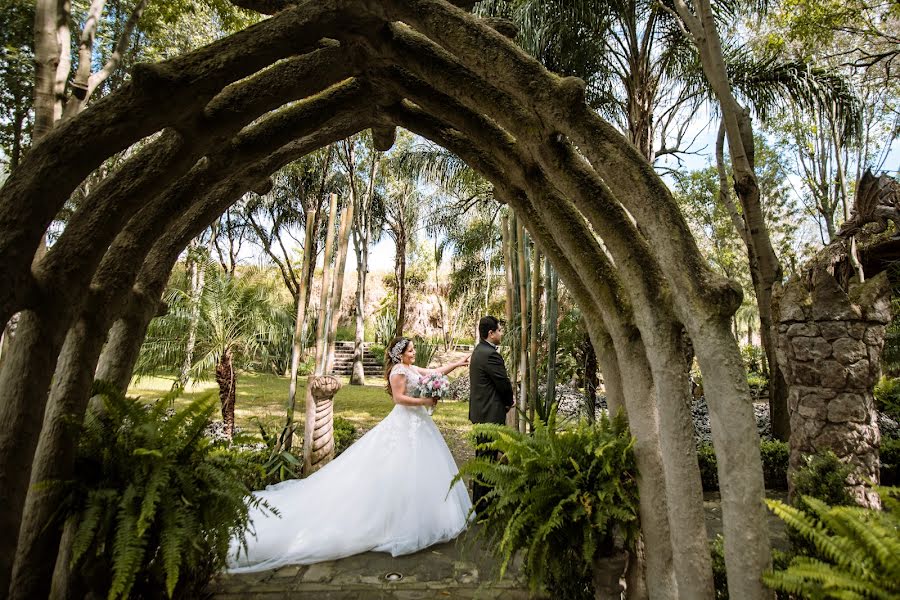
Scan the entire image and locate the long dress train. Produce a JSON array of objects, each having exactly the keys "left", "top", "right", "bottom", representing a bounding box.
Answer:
[{"left": 227, "top": 363, "right": 472, "bottom": 573}]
